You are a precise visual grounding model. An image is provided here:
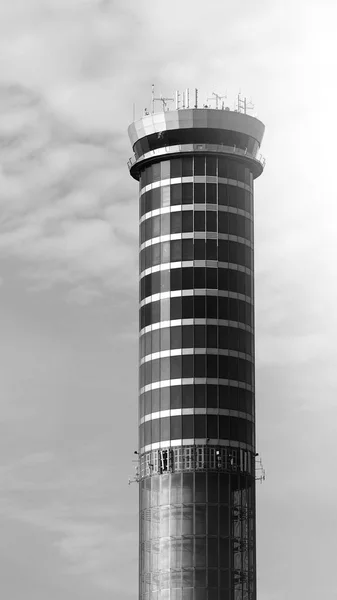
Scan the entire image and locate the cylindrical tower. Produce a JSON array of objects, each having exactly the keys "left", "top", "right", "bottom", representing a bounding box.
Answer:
[{"left": 128, "top": 100, "right": 265, "bottom": 600}]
